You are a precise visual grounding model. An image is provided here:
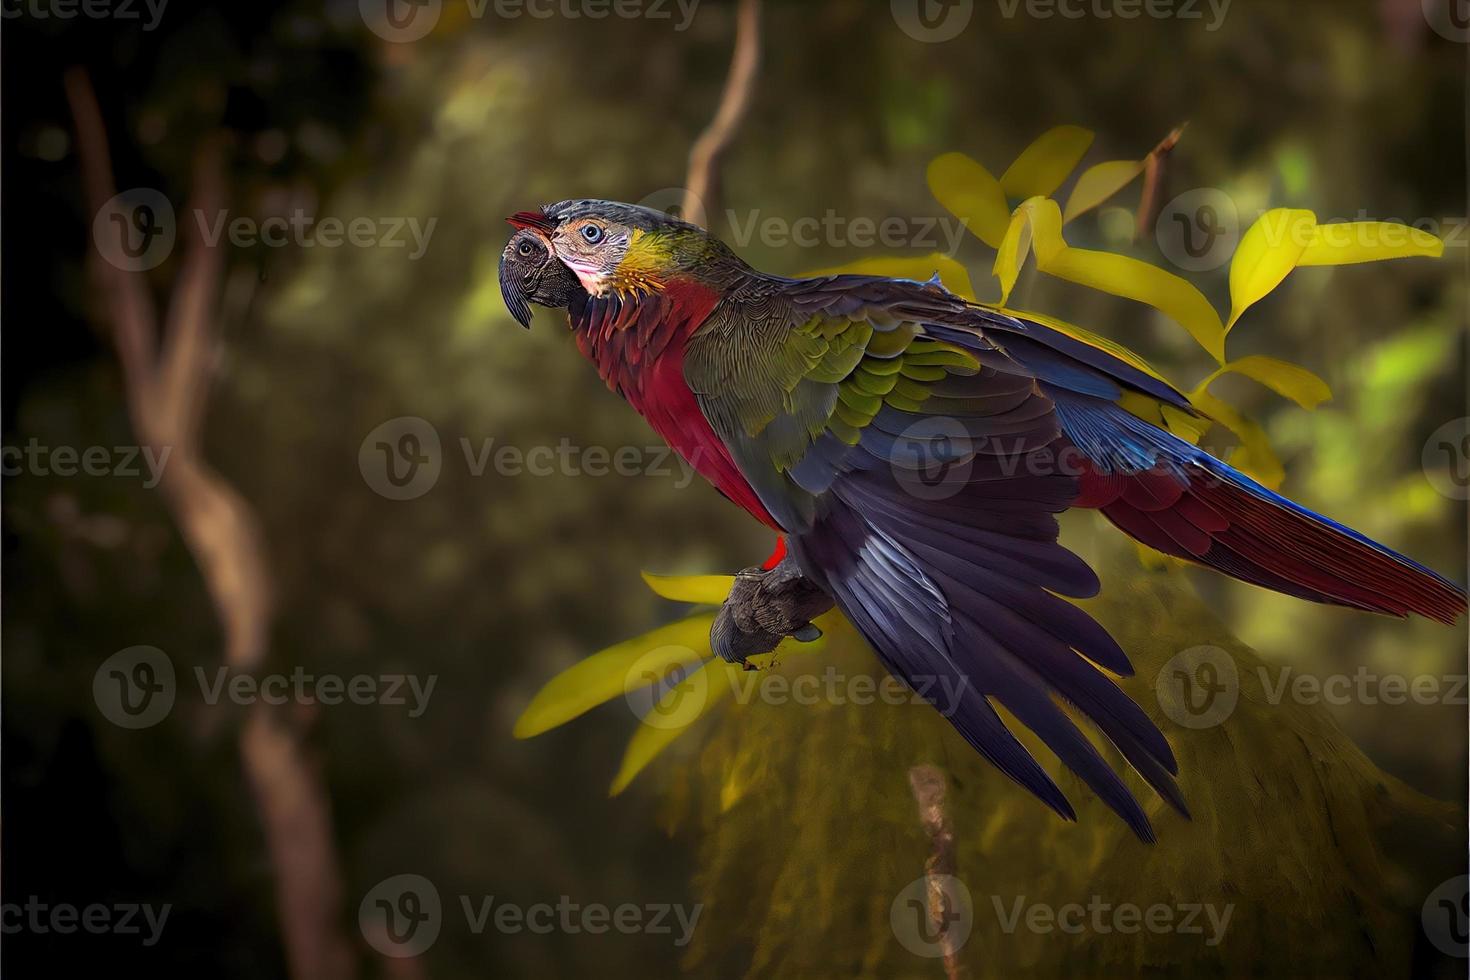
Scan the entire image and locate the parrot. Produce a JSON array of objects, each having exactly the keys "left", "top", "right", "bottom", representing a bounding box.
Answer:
[{"left": 498, "top": 202, "right": 1467, "bottom": 841}]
